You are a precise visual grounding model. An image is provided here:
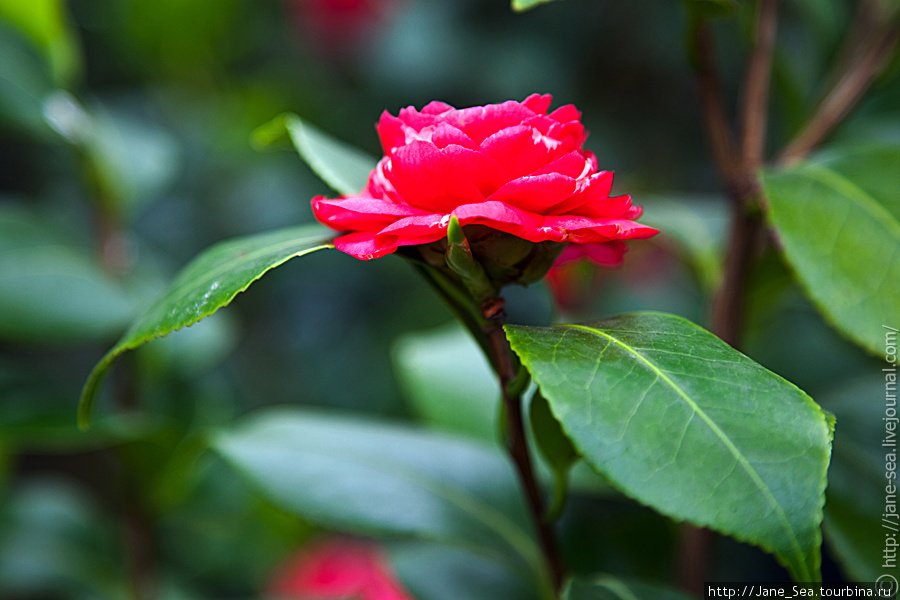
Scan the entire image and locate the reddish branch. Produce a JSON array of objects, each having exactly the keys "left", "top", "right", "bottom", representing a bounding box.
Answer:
[
  {"left": 779, "top": 25, "right": 898, "bottom": 165},
  {"left": 483, "top": 316, "right": 565, "bottom": 591}
]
